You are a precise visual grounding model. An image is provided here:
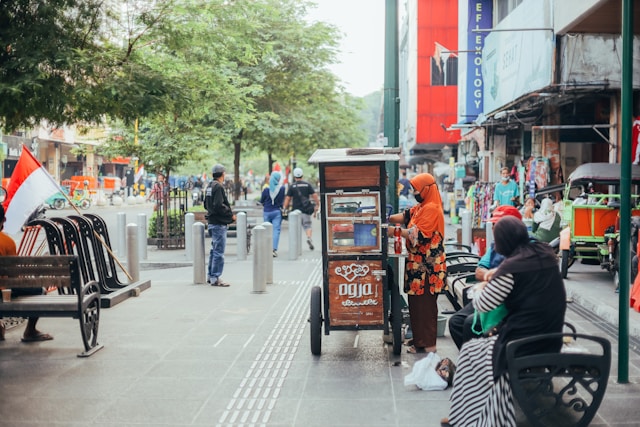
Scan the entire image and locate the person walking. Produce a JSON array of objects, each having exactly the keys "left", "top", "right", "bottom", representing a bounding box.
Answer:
[
  {"left": 387, "top": 172, "right": 447, "bottom": 354},
  {"left": 398, "top": 170, "right": 411, "bottom": 197},
  {"left": 283, "top": 167, "right": 319, "bottom": 250},
  {"left": 493, "top": 166, "right": 519, "bottom": 207},
  {"left": 260, "top": 171, "right": 285, "bottom": 257},
  {"left": 203, "top": 164, "right": 236, "bottom": 287}
]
